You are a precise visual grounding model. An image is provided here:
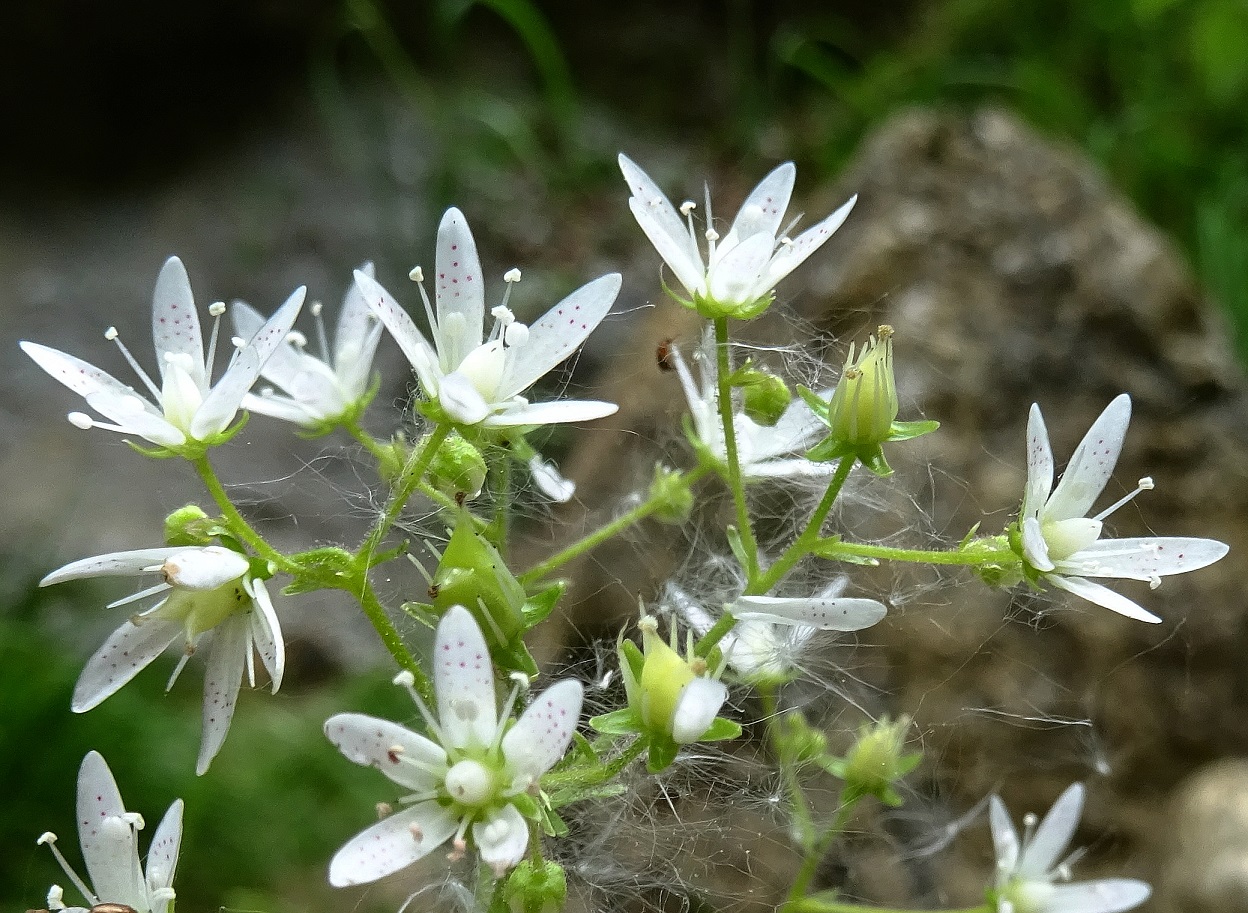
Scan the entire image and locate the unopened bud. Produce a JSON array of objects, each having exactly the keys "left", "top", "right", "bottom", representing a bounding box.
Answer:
[
  {"left": 834, "top": 714, "right": 921, "bottom": 806},
  {"left": 648, "top": 464, "right": 694, "bottom": 524},
  {"left": 427, "top": 432, "right": 487, "bottom": 501},
  {"left": 163, "top": 504, "right": 217, "bottom": 547},
  {"left": 504, "top": 859, "right": 567, "bottom": 913}
]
